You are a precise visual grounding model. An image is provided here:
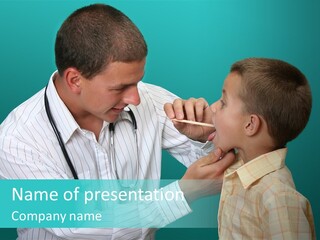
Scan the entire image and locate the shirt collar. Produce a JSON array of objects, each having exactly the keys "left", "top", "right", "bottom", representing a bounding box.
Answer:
[
  {"left": 116, "top": 107, "right": 135, "bottom": 123},
  {"left": 101, "top": 108, "right": 135, "bottom": 132},
  {"left": 46, "top": 71, "right": 79, "bottom": 143},
  {"left": 225, "top": 148, "right": 287, "bottom": 189}
]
